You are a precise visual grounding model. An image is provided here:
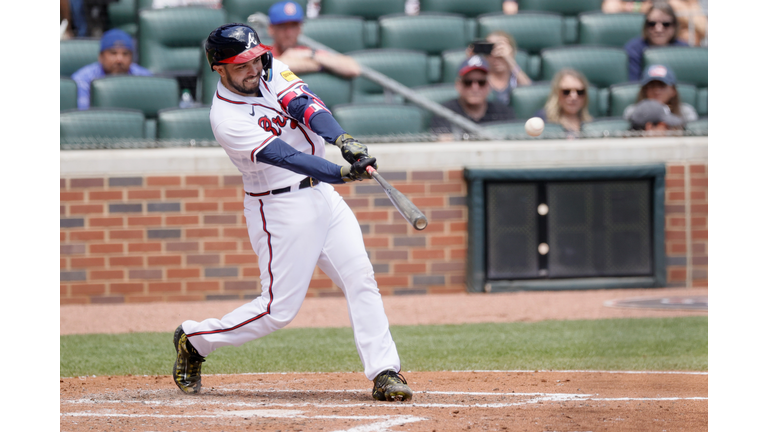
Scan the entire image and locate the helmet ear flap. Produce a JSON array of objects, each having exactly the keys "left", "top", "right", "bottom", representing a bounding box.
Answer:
[{"left": 261, "top": 52, "right": 273, "bottom": 82}]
